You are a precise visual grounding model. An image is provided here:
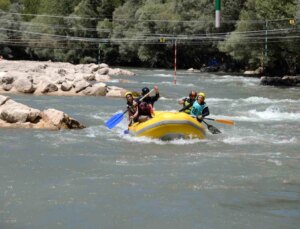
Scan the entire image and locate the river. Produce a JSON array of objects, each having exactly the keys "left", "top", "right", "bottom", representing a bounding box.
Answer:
[{"left": 0, "top": 69, "right": 300, "bottom": 229}]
